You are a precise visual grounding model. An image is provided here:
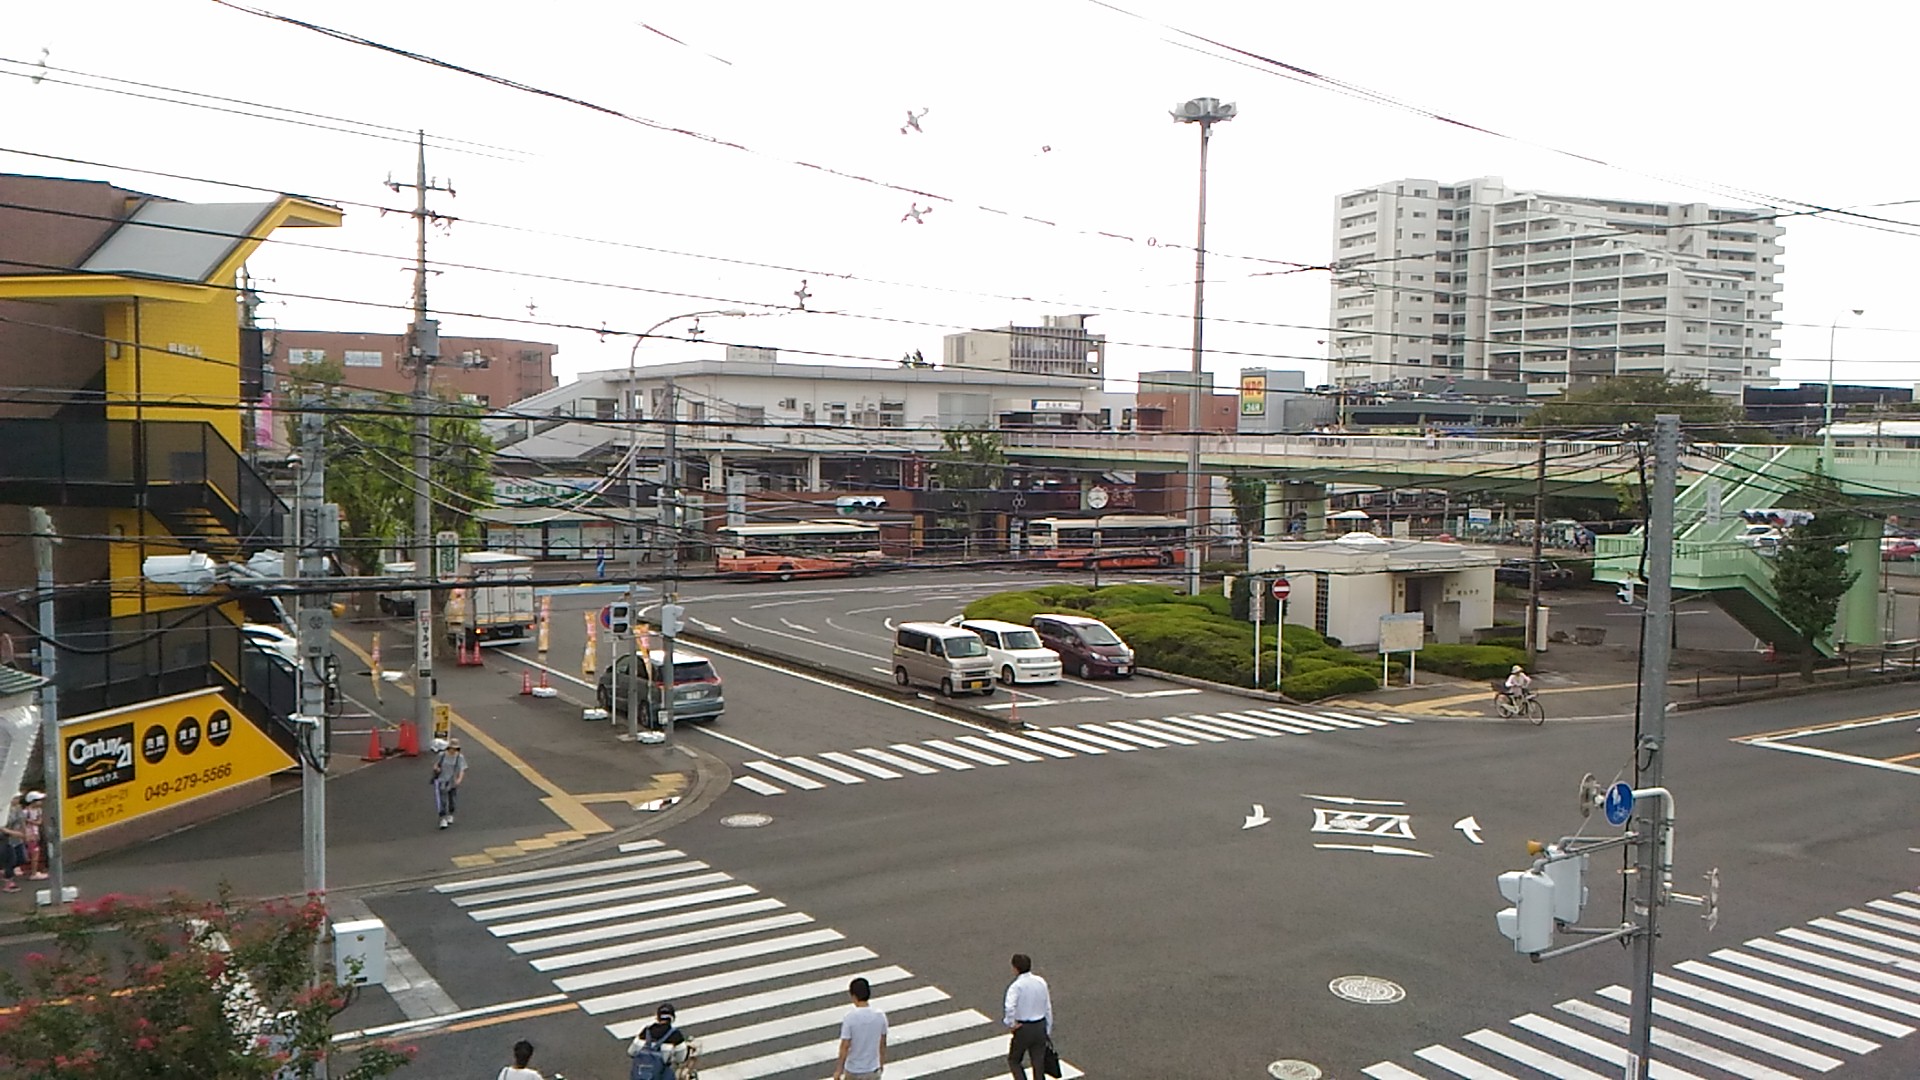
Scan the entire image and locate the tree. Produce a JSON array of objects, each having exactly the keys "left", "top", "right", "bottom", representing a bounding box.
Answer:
[
  {"left": 1771, "top": 469, "right": 1862, "bottom": 676},
  {"left": 1528, "top": 375, "right": 1749, "bottom": 441},
  {"left": 931, "top": 426, "right": 1005, "bottom": 558},
  {"left": 1227, "top": 475, "right": 1267, "bottom": 554},
  {"left": 0, "top": 890, "right": 414, "bottom": 1080}
]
